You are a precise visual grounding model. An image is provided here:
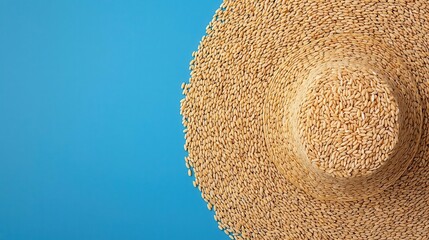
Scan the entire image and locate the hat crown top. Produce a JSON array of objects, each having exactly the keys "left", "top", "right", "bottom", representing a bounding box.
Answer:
[
  {"left": 263, "top": 34, "right": 423, "bottom": 201},
  {"left": 295, "top": 66, "right": 400, "bottom": 179}
]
